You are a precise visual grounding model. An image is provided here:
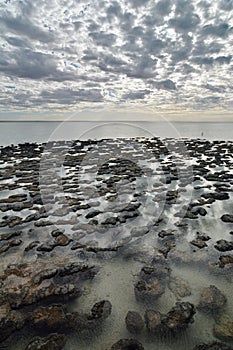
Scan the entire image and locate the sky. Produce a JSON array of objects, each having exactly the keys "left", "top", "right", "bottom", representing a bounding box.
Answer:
[{"left": 0, "top": 0, "right": 233, "bottom": 121}]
